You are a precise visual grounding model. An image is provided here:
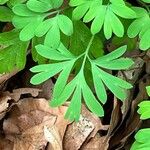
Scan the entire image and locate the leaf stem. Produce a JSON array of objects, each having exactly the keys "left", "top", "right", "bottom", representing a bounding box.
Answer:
[
  {"left": 45, "top": 7, "right": 69, "bottom": 17},
  {"left": 81, "top": 35, "right": 94, "bottom": 70}
]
